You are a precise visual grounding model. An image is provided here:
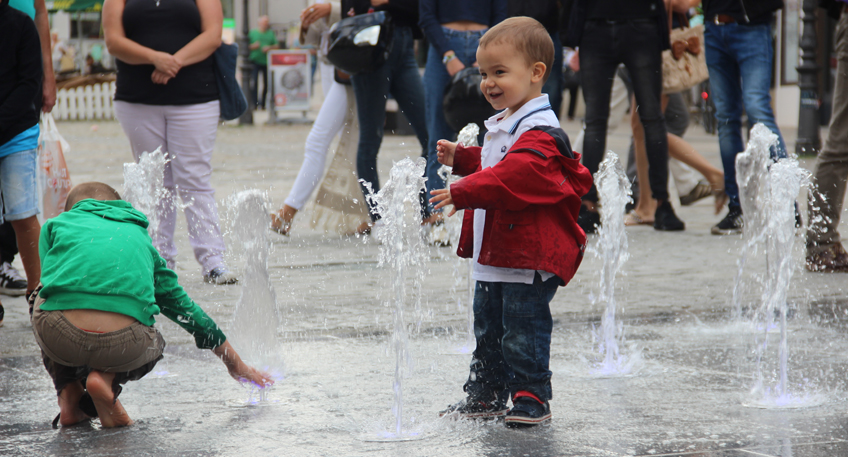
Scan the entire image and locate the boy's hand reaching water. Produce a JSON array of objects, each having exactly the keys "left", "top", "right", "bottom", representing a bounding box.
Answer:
[
  {"left": 429, "top": 189, "right": 457, "bottom": 217},
  {"left": 436, "top": 140, "right": 457, "bottom": 167},
  {"left": 213, "top": 341, "right": 275, "bottom": 388}
]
